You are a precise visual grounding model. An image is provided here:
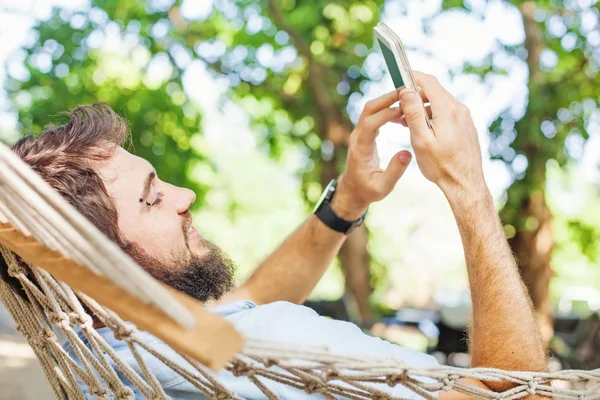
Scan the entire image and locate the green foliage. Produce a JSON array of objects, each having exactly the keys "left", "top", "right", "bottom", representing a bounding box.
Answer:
[
  {"left": 438, "top": 0, "right": 600, "bottom": 262},
  {"left": 8, "top": 0, "right": 388, "bottom": 205},
  {"left": 177, "top": 0, "right": 385, "bottom": 201},
  {"left": 567, "top": 221, "right": 600, "bottom": 262},
  {"left": 486, "top": 2, "right": 599, "bottom": 232},
  {"left": 441, "top": 0, "right": 467, "bottom": 11},
  {"left": 548, "top": 163, "right": 600, "bottom": 297},
  {"left": 6, "top": 2, "right": 210, "bottom": 207}
]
